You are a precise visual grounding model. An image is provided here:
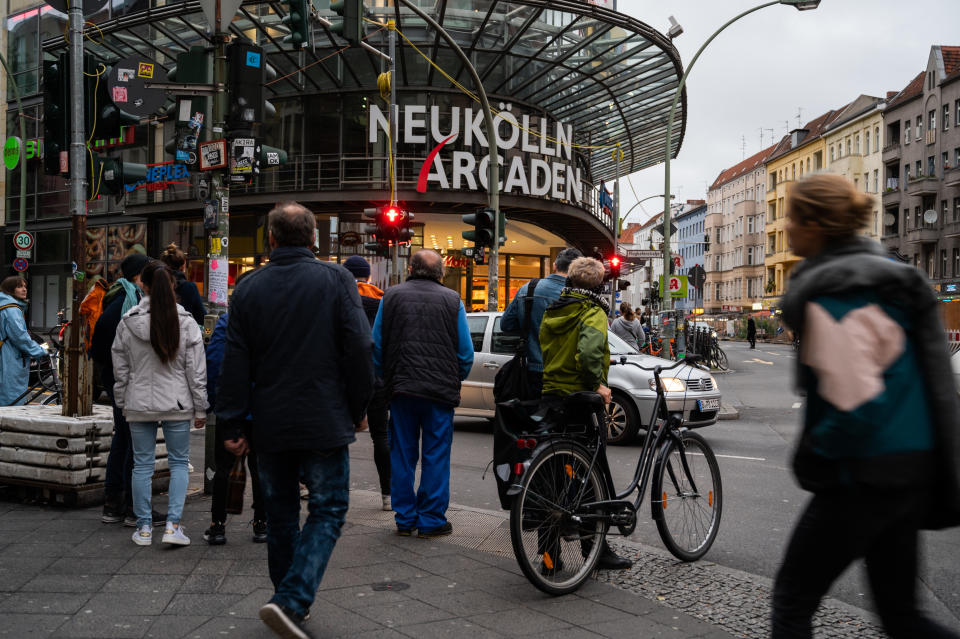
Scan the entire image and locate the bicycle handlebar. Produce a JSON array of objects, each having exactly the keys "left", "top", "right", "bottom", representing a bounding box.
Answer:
[{"left": 610, "top": 354, "right": 701, "bottom": 373}]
